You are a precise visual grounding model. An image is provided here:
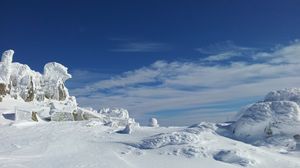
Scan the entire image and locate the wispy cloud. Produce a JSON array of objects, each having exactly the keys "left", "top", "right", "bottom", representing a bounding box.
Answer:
[
  {"left": 202, "top": 51, "right": 240, "bottom": 61},
  {"left": 253, "top": 39, "right": 300, "bottom": 64},
  {"left": 196, "top": 41, "right": 256, "bottom": 62},
  {"left": 110, "top": 39, "right": 169, "bottom": 52},
  {"left": 69, "top": 40, "right": 300, "bottom": 126}
]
